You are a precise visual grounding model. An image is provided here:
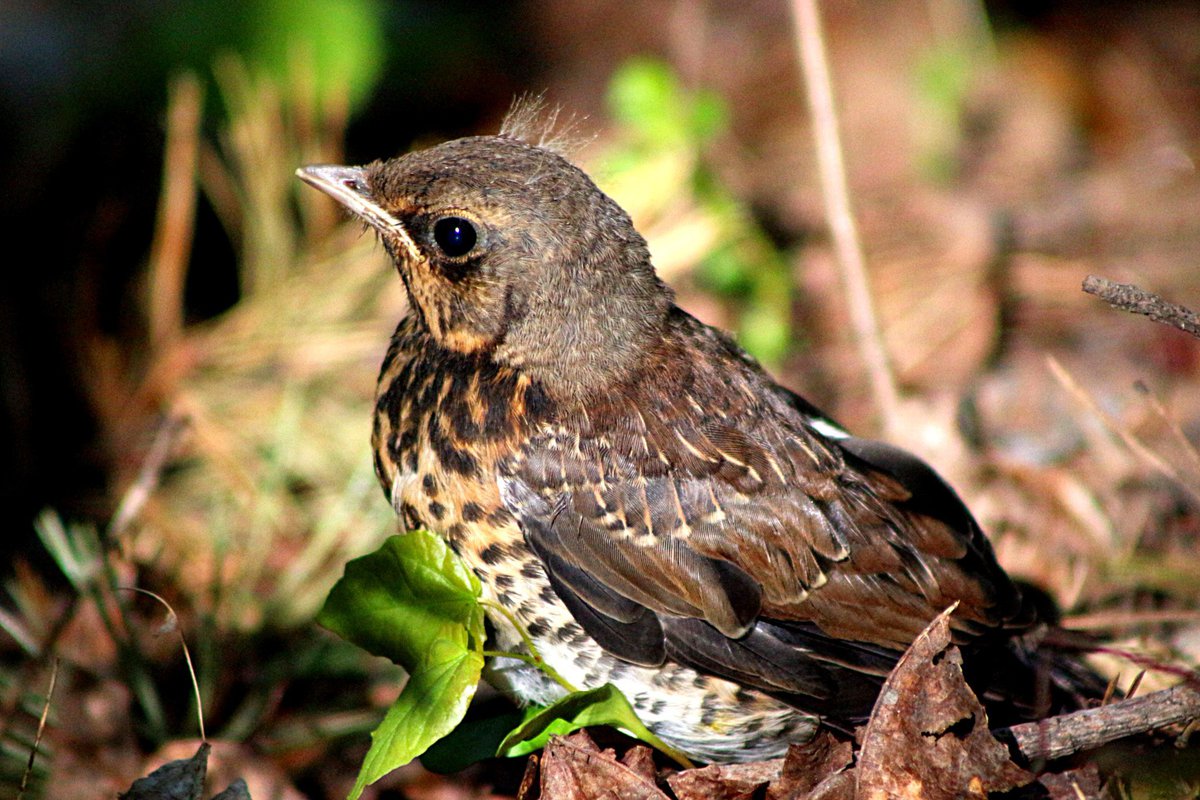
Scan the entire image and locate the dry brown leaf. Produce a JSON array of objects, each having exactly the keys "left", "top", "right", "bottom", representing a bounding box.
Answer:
[
  {"left": 770, "top": 733, "right": 855, "bottom": 800},
  {"left": 118, "top": 743, "right": 209, "bottom": 800},
  {"left": 630, "top": 729, "right": 854, "bottom": 800},
  {"left": 667, "top": 758, "right": 780, "bottom": 800},
  {"left": 855, "top": 607, "right": 1033, "bottom": 799},
  {"left": 796, "top": 772, "right": 855, "bottom": 800},
  {"left": 1035, "top": 764, "right": 1103, "bottom": 800},
  {"left": 539, "top": 731, "right": 669, "bottom": 800},
  {"left": 620, "top": 745, "right": 658, "bottom": 782}
]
